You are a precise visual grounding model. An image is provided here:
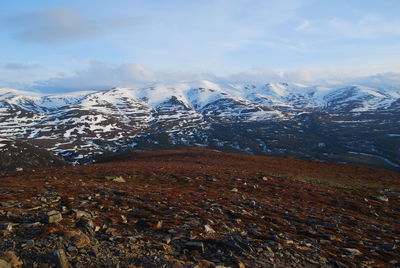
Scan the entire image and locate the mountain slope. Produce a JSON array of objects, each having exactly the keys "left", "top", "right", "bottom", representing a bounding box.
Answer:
[
  {"left": 0, "top": 138, "right": 67, "bottom": 171},
  {"left": 0, "top": 81, "right": 398, "bottom": 169}
]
